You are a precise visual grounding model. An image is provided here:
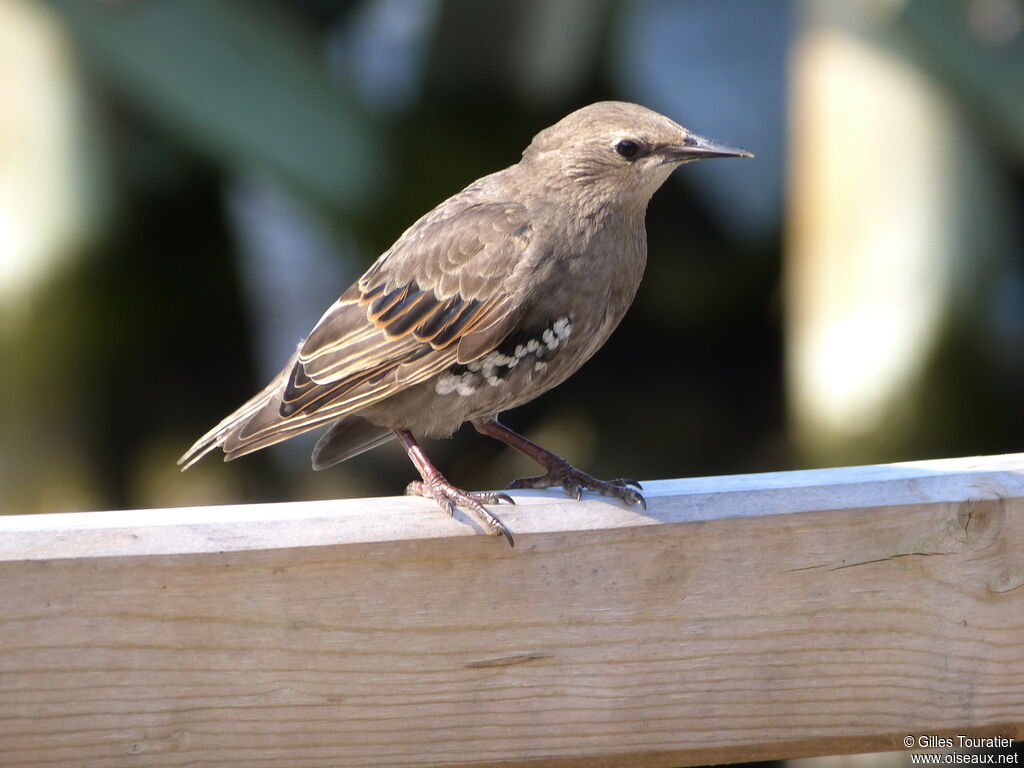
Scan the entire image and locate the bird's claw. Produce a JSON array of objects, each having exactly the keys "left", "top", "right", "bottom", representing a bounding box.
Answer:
[
  {"left": 506, "top": 463, "right": 647, "bottom": 510},
  {"left": 474, "top": 490, "right": 516, "bottom": 506},
  {"left": 406, "top": 480, "right": 516, "bottom": 547}
]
